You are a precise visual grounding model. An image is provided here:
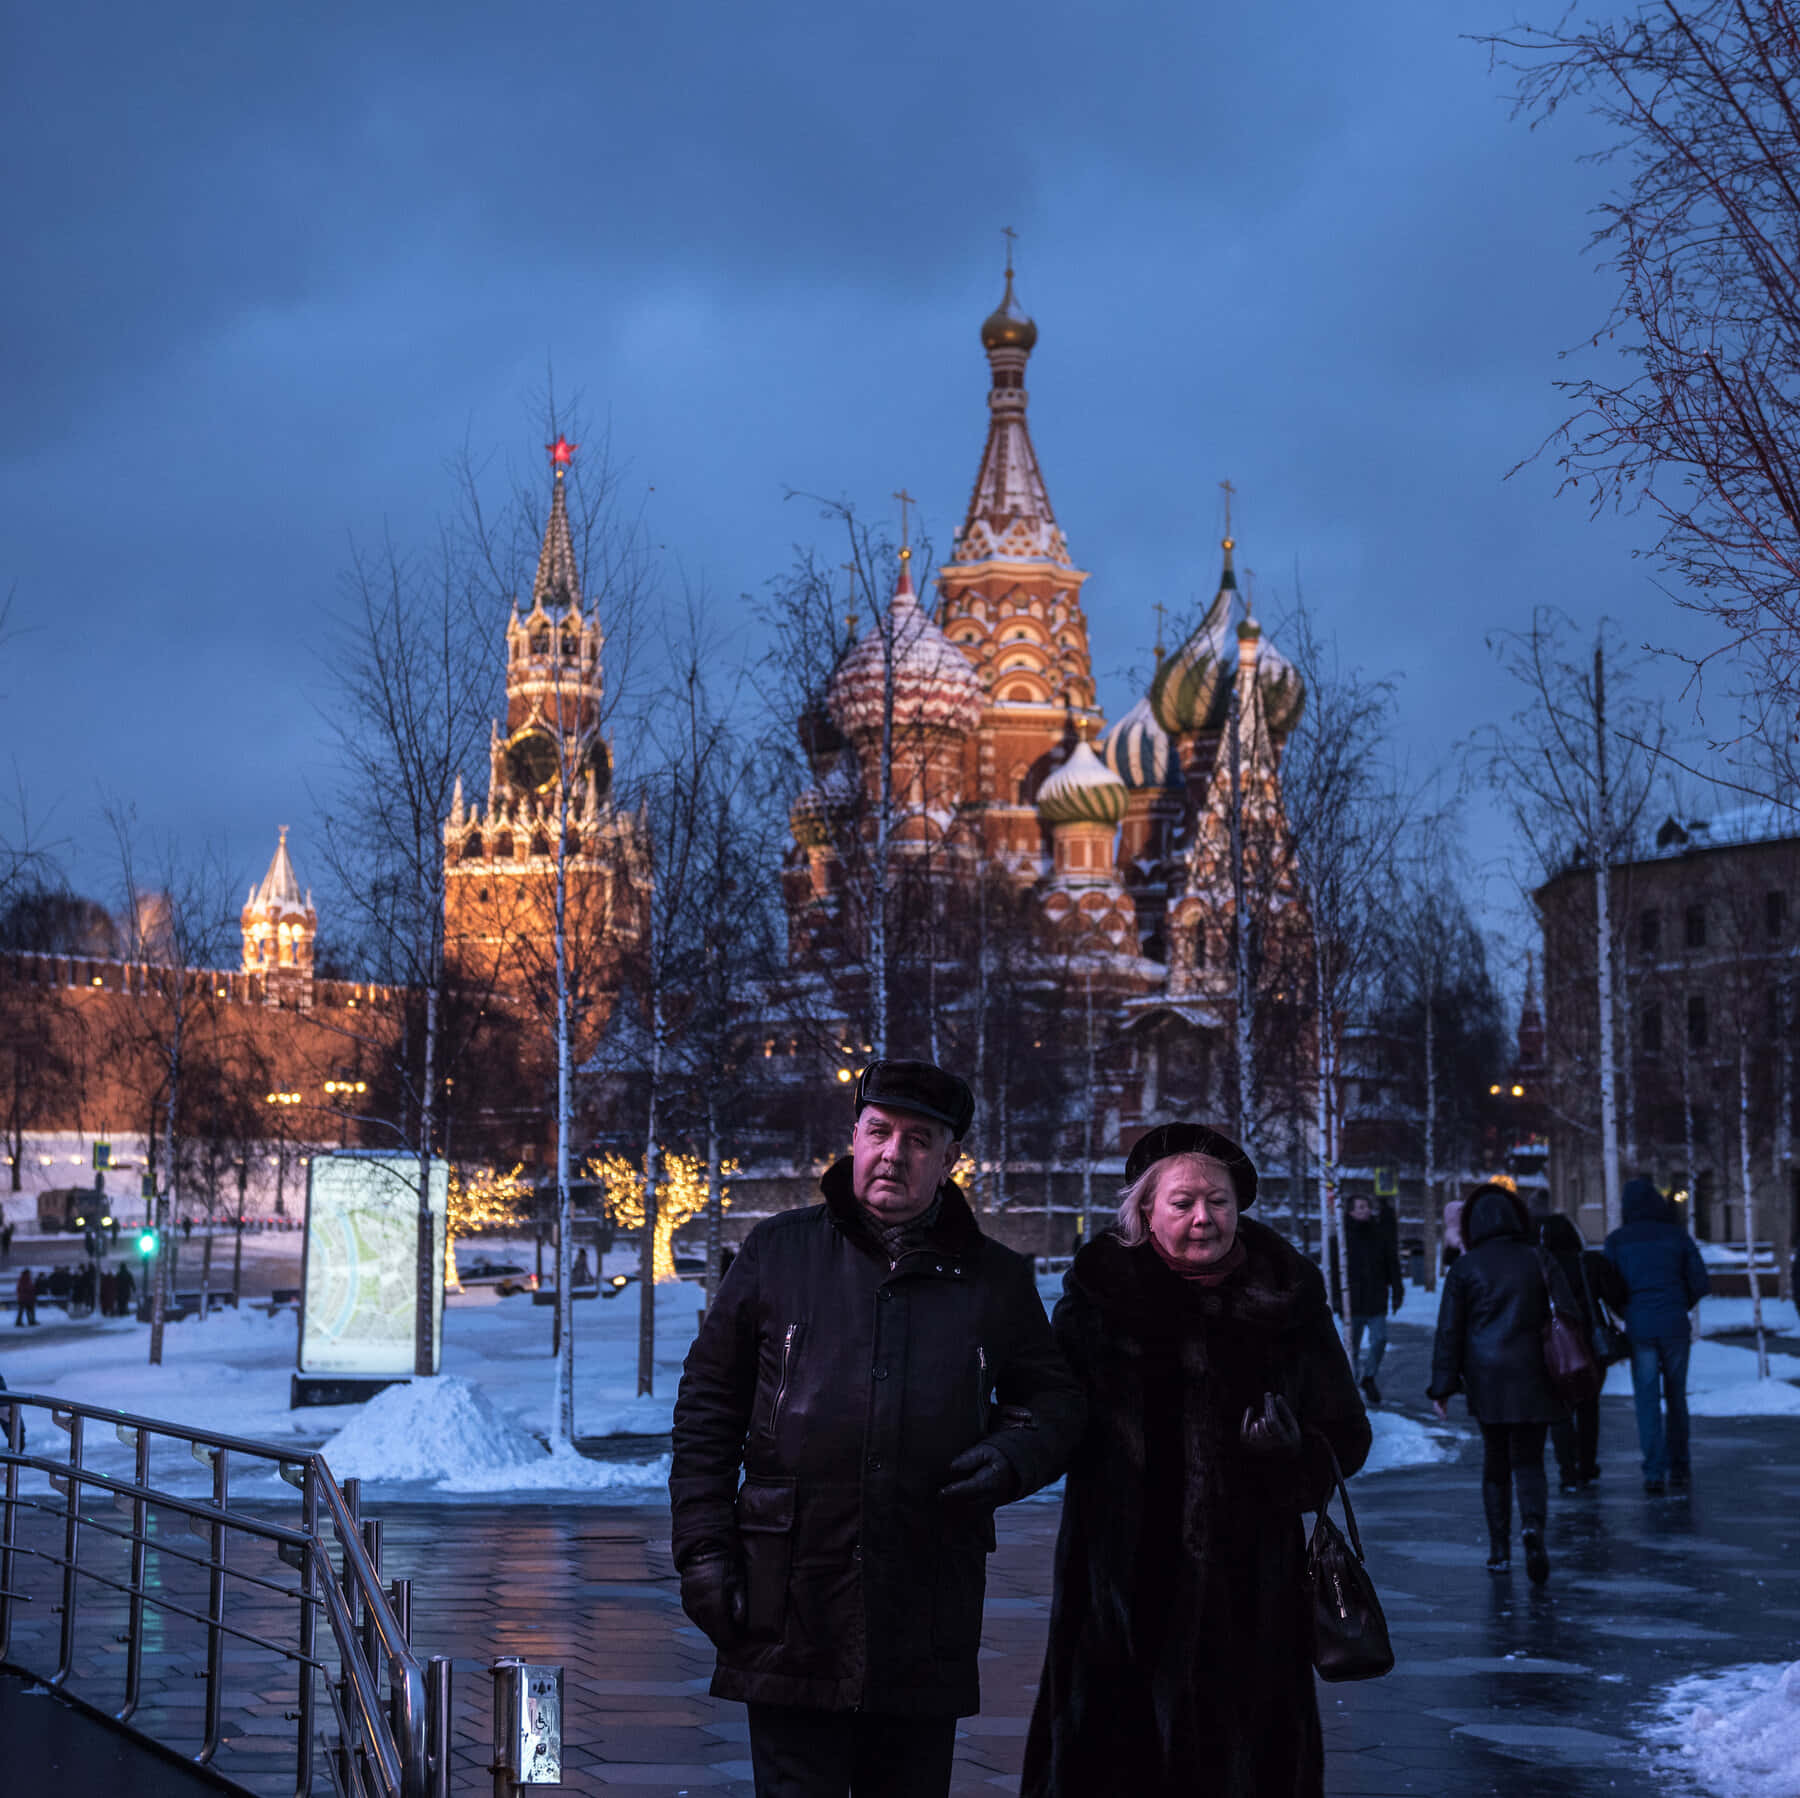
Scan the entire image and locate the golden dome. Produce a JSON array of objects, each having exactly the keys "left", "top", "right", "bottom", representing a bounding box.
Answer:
[{"left": 981, "top": 269, "right": 1038, "bottom": 352}]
